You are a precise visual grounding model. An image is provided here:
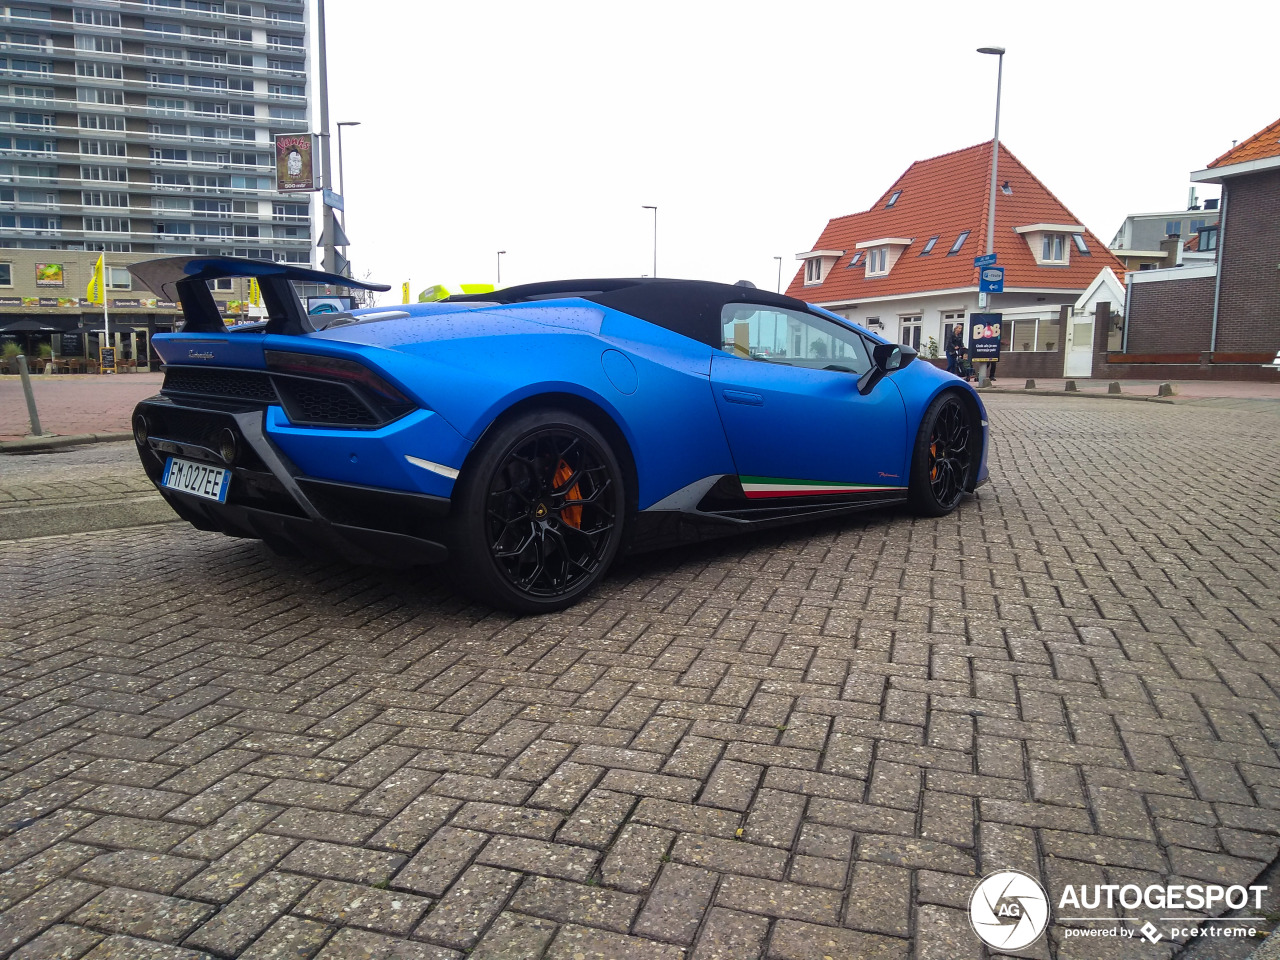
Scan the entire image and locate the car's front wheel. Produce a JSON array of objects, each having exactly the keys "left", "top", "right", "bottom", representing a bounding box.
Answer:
[
  {"left": 908, "top": 392, "right": 977, "bottom": 516},
  {"left": 449, "top": 408, "right": 625, "bottom": 613}
]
